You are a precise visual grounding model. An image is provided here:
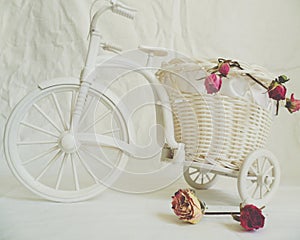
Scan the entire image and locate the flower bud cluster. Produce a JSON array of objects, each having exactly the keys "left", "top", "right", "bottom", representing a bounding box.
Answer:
[
  {"left": 204, "top": 62, "right": 230, "bottom": 94},
  {"left": 202, "top": 59, "right": 299, "bottom": 115}
]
